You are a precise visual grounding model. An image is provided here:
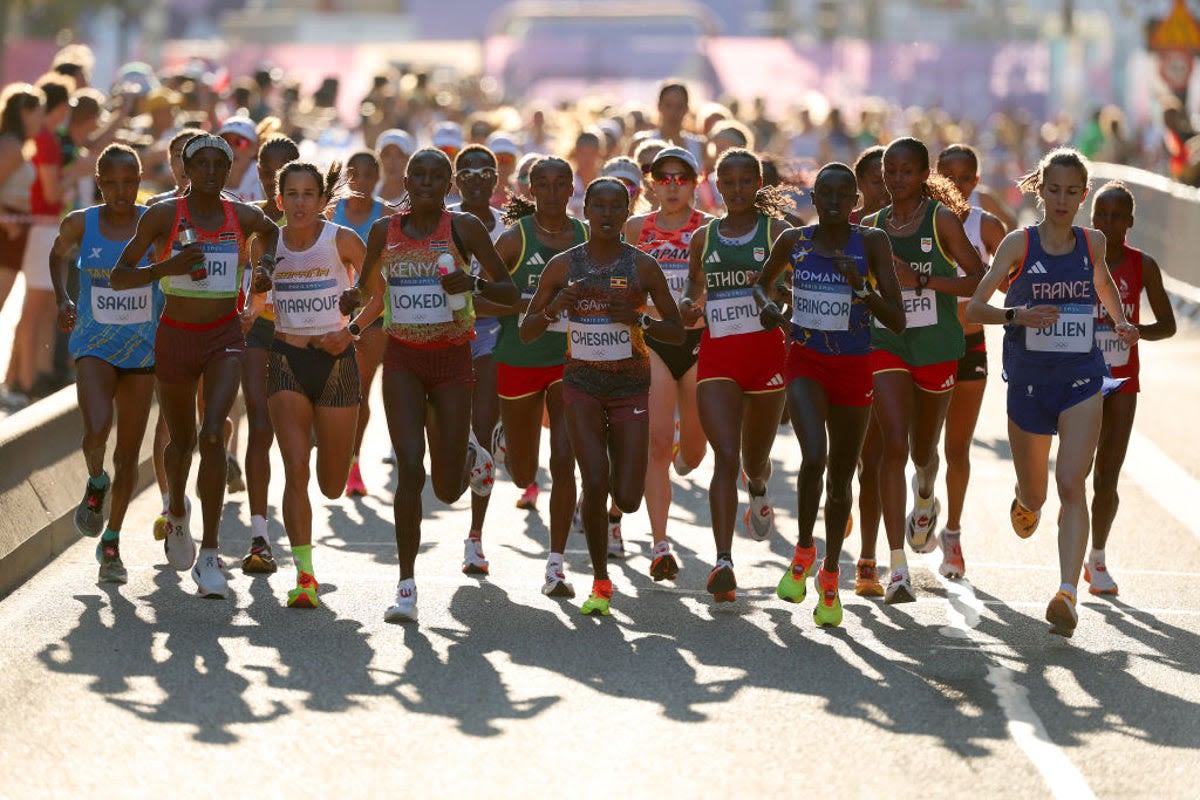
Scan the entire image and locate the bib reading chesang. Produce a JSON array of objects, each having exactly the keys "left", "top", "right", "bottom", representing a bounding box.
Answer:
[
  {"left": 518, "top": 289, "right": 567, "bottom": 333},
  {"left": 91, "top": 286, "right": 153, "bottom": 325},
  {"left": 1094, "top": 322, "right": 1130, "bottom": 368},
  {"left": 792, "top": 282, "right": 851, "bottom": 331},
  {"left": 1025, "top": 304, "right": 1094, "bottom": 353},
  {"left": 569, "top": 316, "right": 632, "bottom": 361},
  {"left": 389, "top": 275, "right": 452, "bottom": 325},
  {"left": 706, "top": 288, "right": 761, "bottom": 338},
  {"left": 165, "top": 242, "right": 240, "bottom": 295}
]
